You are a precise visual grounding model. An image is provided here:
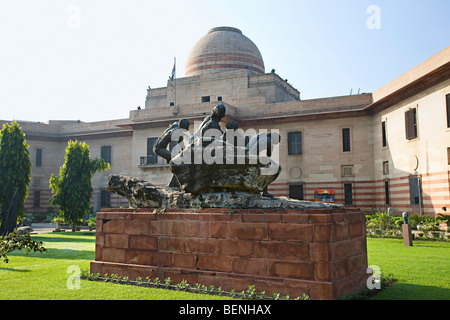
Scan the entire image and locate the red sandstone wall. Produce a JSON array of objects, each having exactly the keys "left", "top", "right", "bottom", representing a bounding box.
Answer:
[{"left": 91, "top": 208, "right": 368, "bottom": 300}]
